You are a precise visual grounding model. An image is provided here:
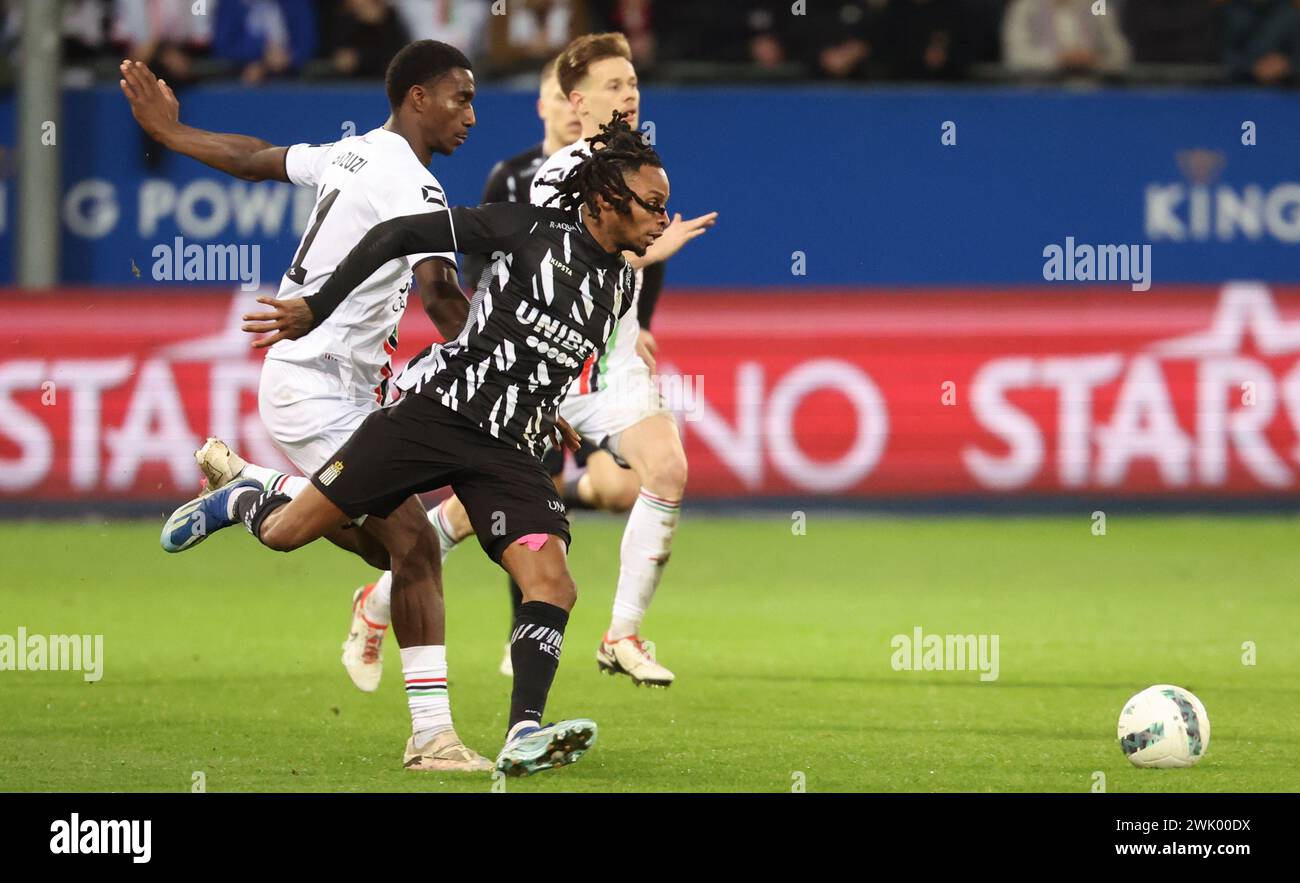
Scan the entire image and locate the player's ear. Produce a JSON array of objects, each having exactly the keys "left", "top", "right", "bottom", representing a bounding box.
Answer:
[{"left": 406, "top": 83, "right": 427, "bottom": 112}]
